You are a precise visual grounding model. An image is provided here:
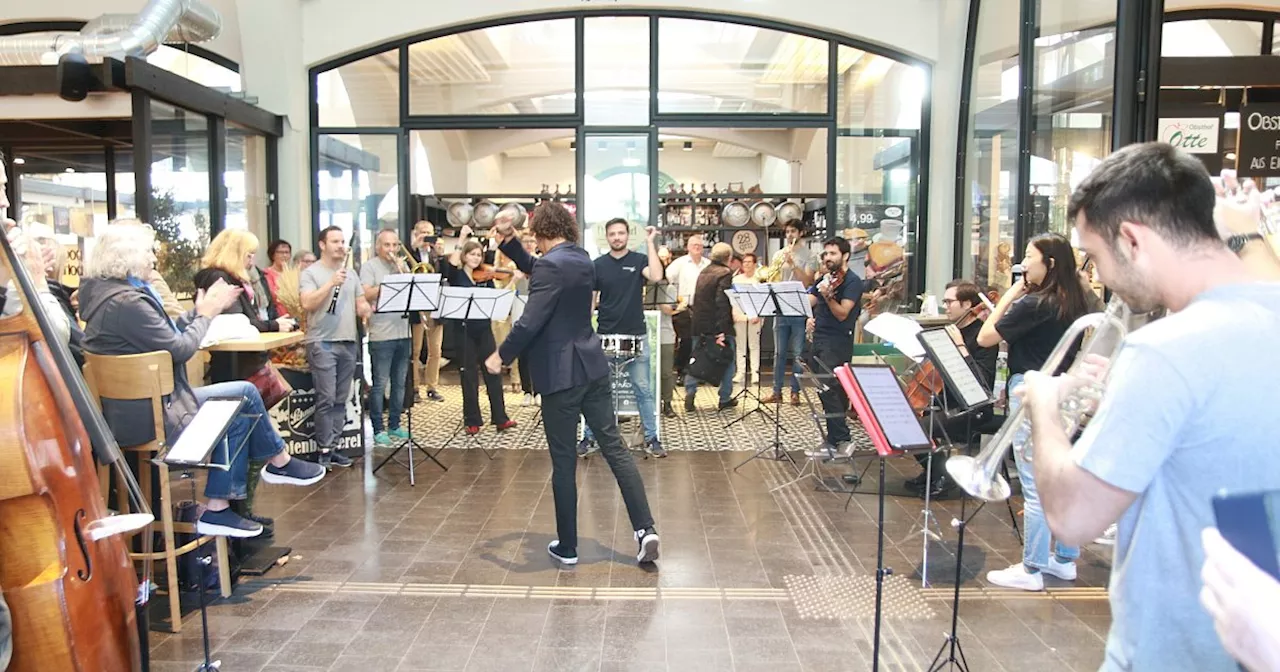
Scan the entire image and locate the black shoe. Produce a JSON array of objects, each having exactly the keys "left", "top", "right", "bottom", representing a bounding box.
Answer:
[
  {"left": 426, "top": 389, "right": 445, "bottom": 402},
  {"left": 684, "top": 395, "right": 696, "bottom": 412},
  {"left": 718, "top": 399, "right": 739, "bottom": 410},
  {"left": 662, "top": 402, "right": 676, "bottom": 418},
  {"left": 905, "top": 472, "right": 929, "bottom": 490},
  {"left": 196, "top": 508, "right": 264, "bottom": 538},
  {"left": 260, "top": 458, "right": 326, "bottom": 486},
  {"left": 577, "top": 438, "right": 599, "bottom": 458},
  {"left": 635, "top": 528, "right": 660, "bottom": 564},
  {"left": 645, "top": 437, "right": 668, "bottom": 458},
  {"left": 548, "top": 540, "right": 578, "bottom": 565},
  {"left": 246, "top": 512, "right": 275, "bottom": 537},
  {"left": 319, "top": 450, "right": 354, "bottom": 469},
  {"left": 925, "top": 476, "right": 955, "bottom": 499}
]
